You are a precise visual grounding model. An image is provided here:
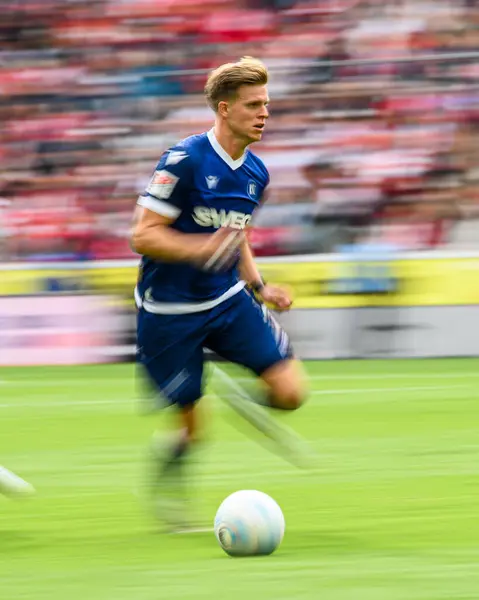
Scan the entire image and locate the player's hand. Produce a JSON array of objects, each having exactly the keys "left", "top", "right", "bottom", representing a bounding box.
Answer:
[
  {"left": 195, "top": 227, "right": 245, "bottom": 272},
  {"left": 258, "top": 284, "right": 293, "bottom": 312}
]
